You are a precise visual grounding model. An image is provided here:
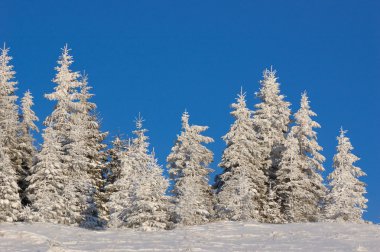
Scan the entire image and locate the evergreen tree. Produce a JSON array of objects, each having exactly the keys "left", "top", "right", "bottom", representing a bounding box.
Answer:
[
  {"left": 66, "top": 74, "right": 108, "bottom": 227},
  {"left": 252, "top": 68, "right": 291, "bottom": 222},
  {"left": 126, "top": 152, "right": 171, "bottom": 231},
  {"left": 26, "top": 126, "right": 69, "bottom": 223},
  {"left": 18, "top": 90, "right": 39, "bottom": 205},
  {"left": 103, "top": 135, "right": 129, "bottom": 225},
  {"left": 27, "top": 45, "right": 84, "bottom": 224},
  {"left": 0, "top": 132, "right": 22, "bottom": 222},
  {"left": 324, "top": 128, "right": 367, "bottom": 222},
  {"left": 215, "top": 90, "right": 266, "bottom": 221},
  {"left": 107, "top": 140, "right": 135, "bottom": 227},
  {"left": 253, "top": 68, "right": 291, "bottom": 176},
  {"left": 107, "top": 116, "right": 155, "bottom": 227},
  {"left": 0, "top": 45, "right": 22, "bottom": 193},
  {"left": 44, "top": 44, "right": 82, "bottom": 148},
  {"left": 276, "top": 131, "right": 312, "bottom": 222},
  {"left": 290, "top": 92, "right": 326, "bottom": 221},
  {"left": 167, "top": 111, "right": 214, "bottom": 225}
]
